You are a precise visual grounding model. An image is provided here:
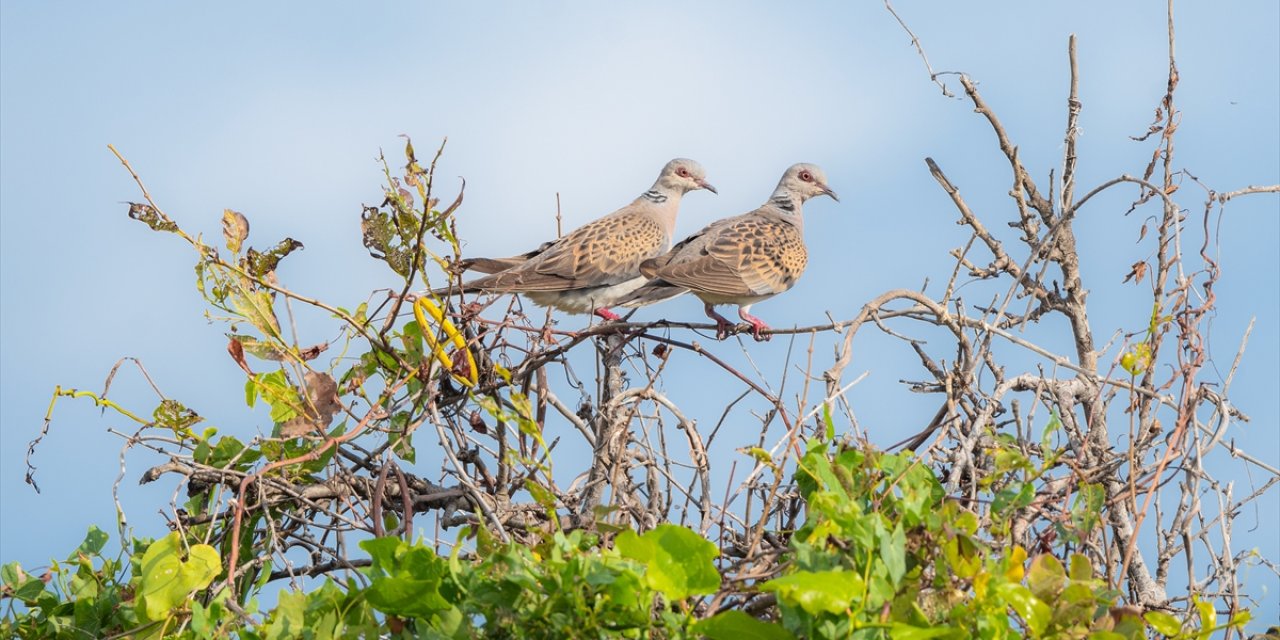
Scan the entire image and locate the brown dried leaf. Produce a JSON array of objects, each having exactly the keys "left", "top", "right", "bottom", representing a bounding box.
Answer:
[
  {"left": 297, "top": 343, "right": 329, "bottom": 362},
  {"left": 222, "top": 209, "right": 250, "bottom": 254},
  {"left": 468, "top": 411, "right": 488, "bottom": 435},
  {"left": 227, "top": 337, "right": 254, "bottom": 376},
  {"left": 278, "top": 371, "right": 341, "bottom": 438},
  {"left": 277, "top": 417, "right": 314, "bottom": 439},
  {"left": 1123, "top": 261, "right": 1148, "bottom": 284}
]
